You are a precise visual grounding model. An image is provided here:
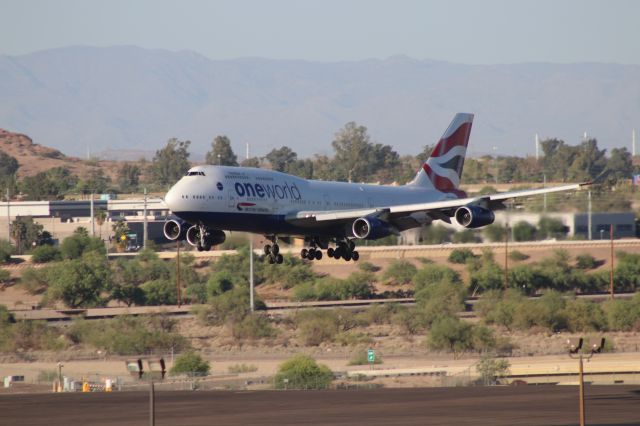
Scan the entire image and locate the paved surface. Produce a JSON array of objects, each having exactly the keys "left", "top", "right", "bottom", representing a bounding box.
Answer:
[{"left": 1, "top": 386, "right": 639, "bottom": 425}]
